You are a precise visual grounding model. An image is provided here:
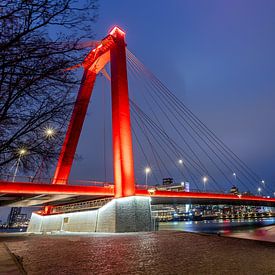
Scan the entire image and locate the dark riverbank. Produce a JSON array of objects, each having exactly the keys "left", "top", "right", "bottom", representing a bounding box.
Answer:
[{"left": 1, "top": 231, "right": 275, "bottom": 274}]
